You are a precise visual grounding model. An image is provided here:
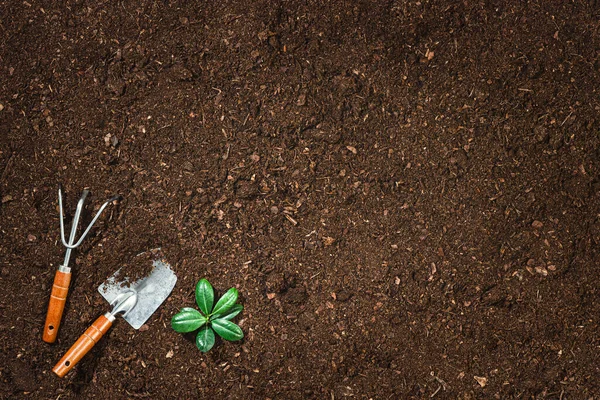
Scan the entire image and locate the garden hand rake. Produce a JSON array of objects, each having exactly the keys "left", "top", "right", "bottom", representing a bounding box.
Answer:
[{"left": 43, "top": 185, "right": 120, "bottom": 343}]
